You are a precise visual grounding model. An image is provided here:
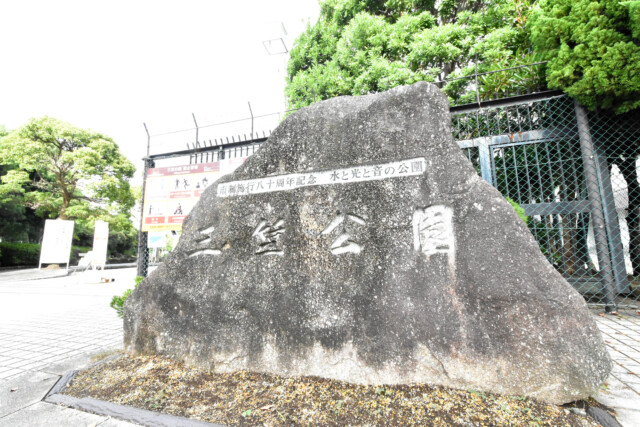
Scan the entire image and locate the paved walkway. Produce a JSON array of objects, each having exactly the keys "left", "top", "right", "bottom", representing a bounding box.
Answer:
[
  {"left": 593, "top": 309, "right": 640, "bottom": 426},
  {"left": 0, "top": 267, "right": 70, "bottom": 283},
  {"left": 0, "top": 268, "right": 639, "bottom": 426},
  {"left": 0, "top": 268, "right": 140, "bottom": 426}
]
